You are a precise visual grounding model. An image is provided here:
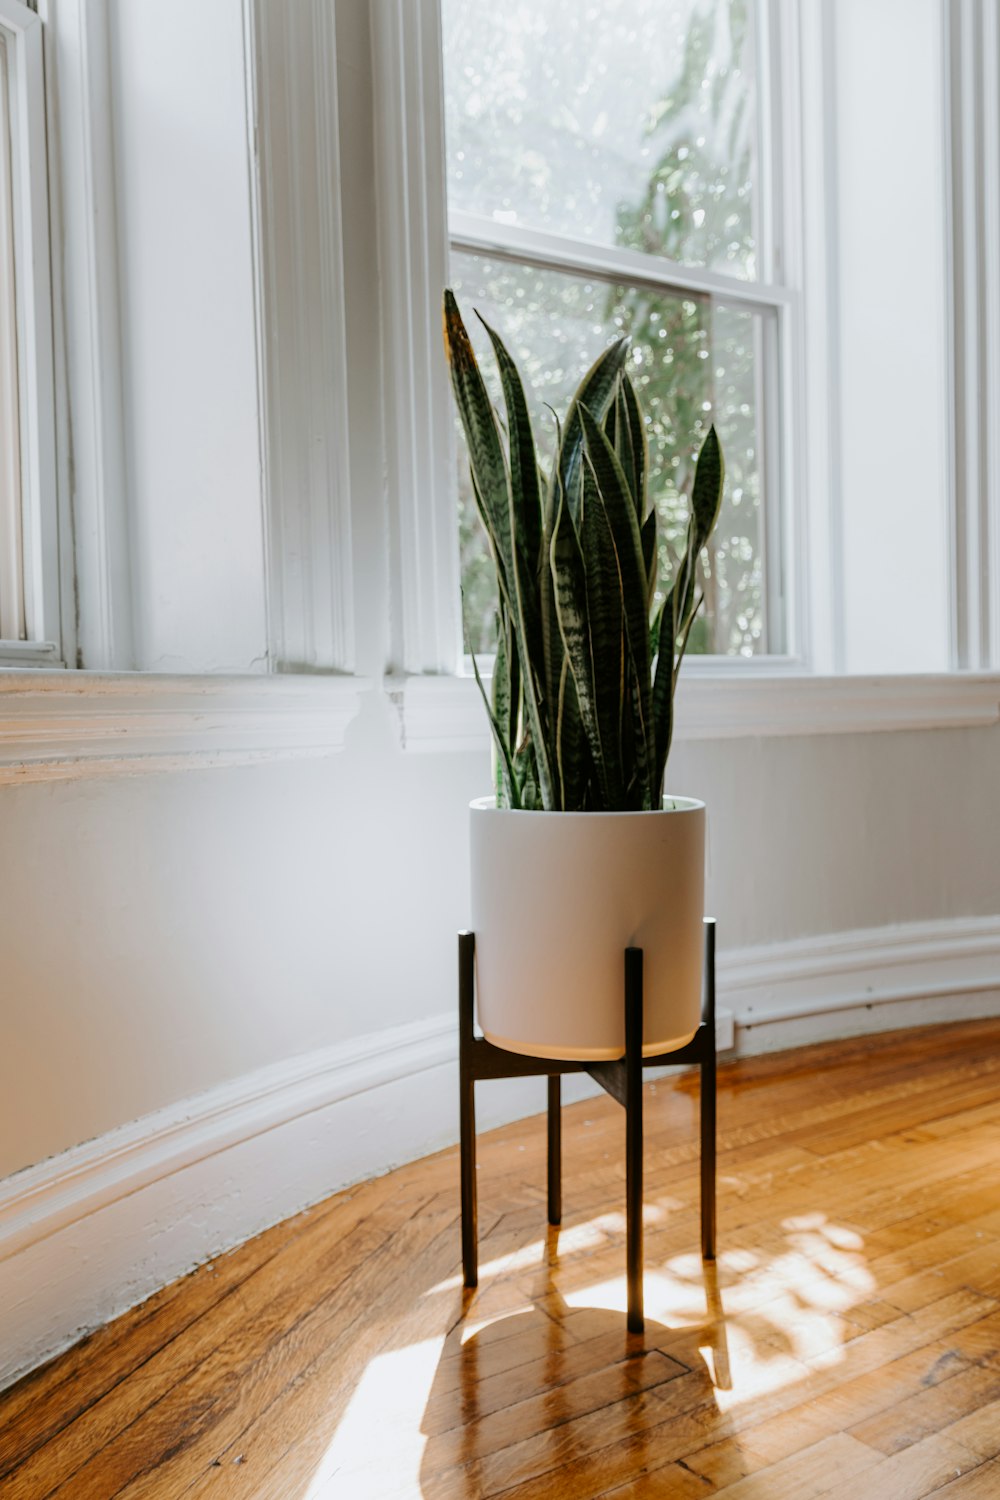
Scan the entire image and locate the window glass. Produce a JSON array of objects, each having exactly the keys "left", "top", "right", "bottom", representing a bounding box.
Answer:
[{"left": 443, "top": 0, "right": 758, "bottom": 280}]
